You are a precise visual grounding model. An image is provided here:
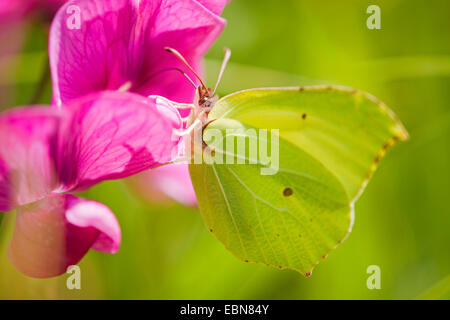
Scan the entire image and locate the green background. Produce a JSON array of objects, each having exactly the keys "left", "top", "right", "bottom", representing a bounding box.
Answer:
[{"left": 0, "top": 0, "right": 449, "bottom": 299}]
